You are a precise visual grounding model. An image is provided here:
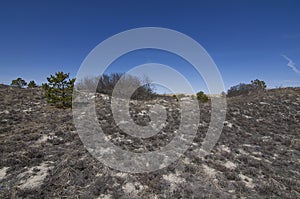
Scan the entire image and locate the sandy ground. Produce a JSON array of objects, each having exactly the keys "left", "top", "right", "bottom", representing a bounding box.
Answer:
[{"left": 0, "top": 85, "right": 299, "bottom": 198}]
